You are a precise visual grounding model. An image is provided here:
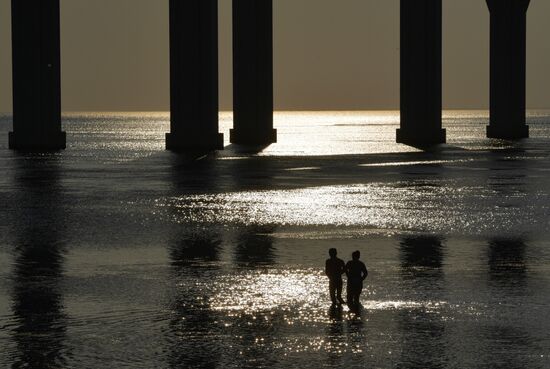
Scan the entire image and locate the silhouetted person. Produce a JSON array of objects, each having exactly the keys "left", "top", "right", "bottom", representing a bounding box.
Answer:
[
  {"left": 325, "top": 248, "right": 346, "bottom": 305},
  {"left": 345, "top": 251, "right": 368, "bottom": 311}
]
